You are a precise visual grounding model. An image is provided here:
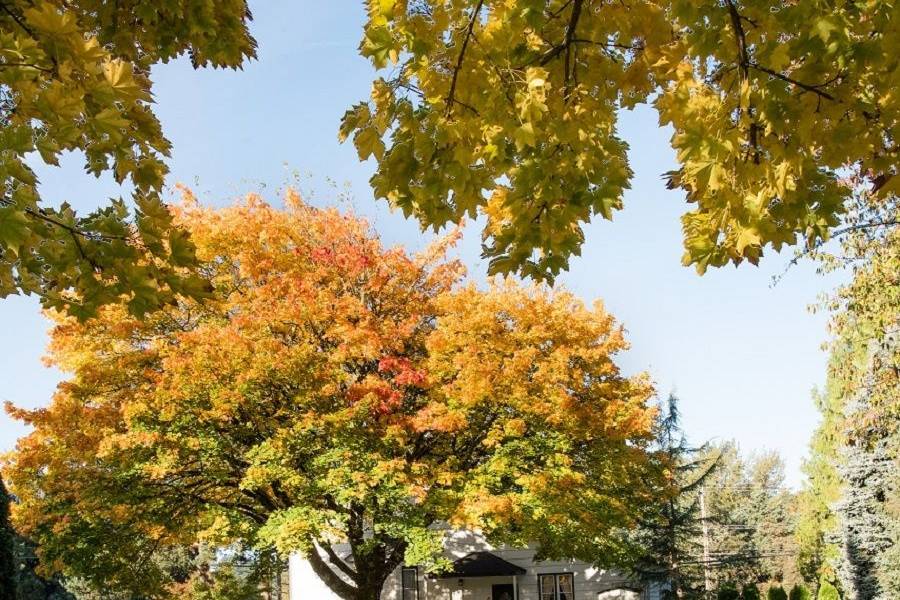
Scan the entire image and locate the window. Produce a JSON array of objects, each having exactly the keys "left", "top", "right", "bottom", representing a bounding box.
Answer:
[
  {"left": 401, "top": 567, "right": 418, "bottom": 600},
  {"left": 540, "top": 573, "right": 575, "bottom": 600}
]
